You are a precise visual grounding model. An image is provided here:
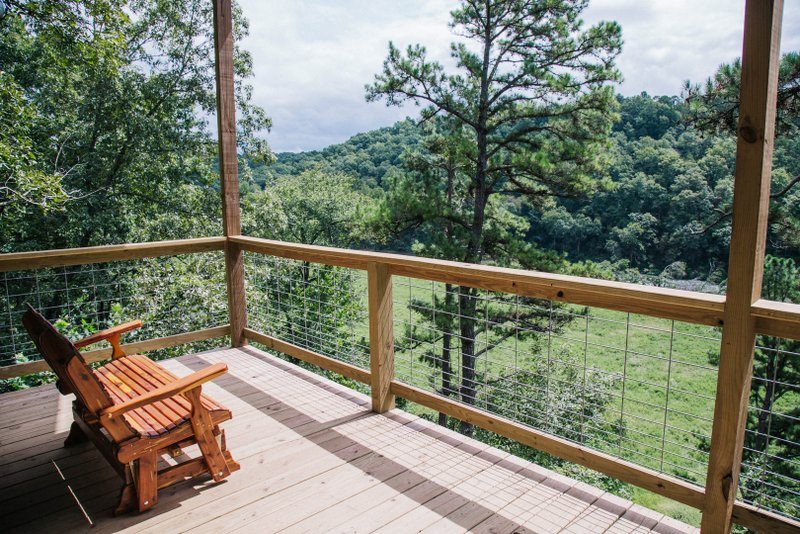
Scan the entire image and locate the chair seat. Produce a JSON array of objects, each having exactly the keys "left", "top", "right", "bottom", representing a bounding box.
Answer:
[{"left": 95, "top": 355, "right": 231, "bottom": 438}]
